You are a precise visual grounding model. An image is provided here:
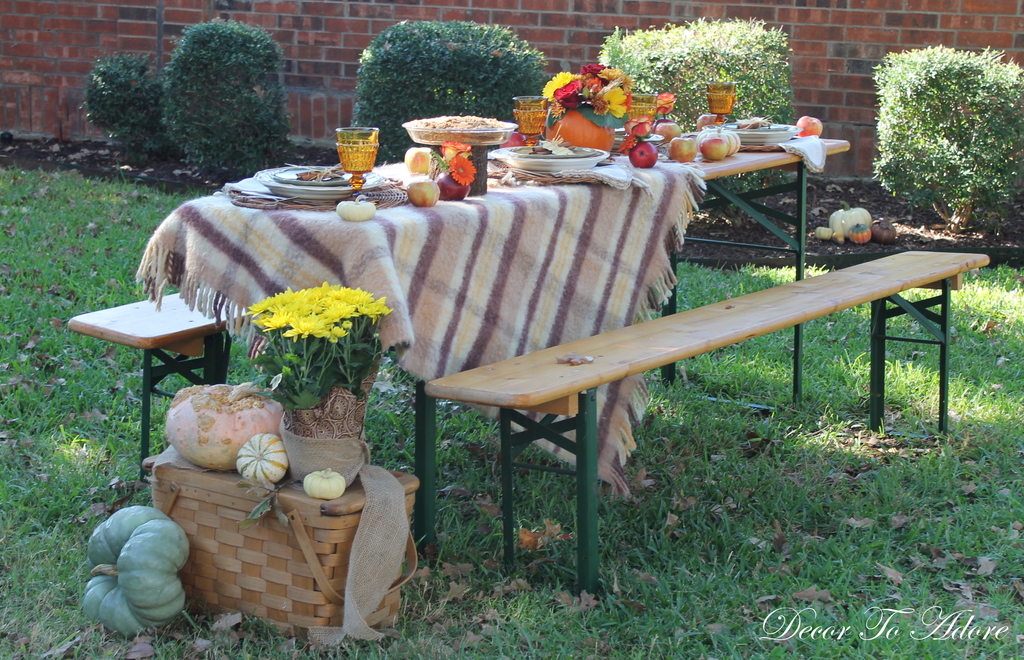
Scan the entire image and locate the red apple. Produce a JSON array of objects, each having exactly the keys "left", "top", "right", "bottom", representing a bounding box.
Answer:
[
  {"left": 668, "top": 136, "right": 698, "bottom": 163},
  {"left": 795, "top": 116, "right": 823, "bottom": 137},
  {"left": 436, "top": 173, "right": 470, "bottom": 201},
  {"left": 653, "top": 119, "right": 683, "bottom": 140},
  {"left": 500, "top": 132, "right": 527, "bottom": 148},
  {"left": 404, "top": 147, "right": 432, "bottom": 175},
  {"left": 628, "top": 141, "right": 658, "bottom": 168},
  {"left": 407, "top": 179, "right": 440, "bottom": 207},
  {"left": 696, "top": 114, "right": 719, "bottom": 130},
  {"left": 699, "top": 135, "right": 730, "bottom": 161}
]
